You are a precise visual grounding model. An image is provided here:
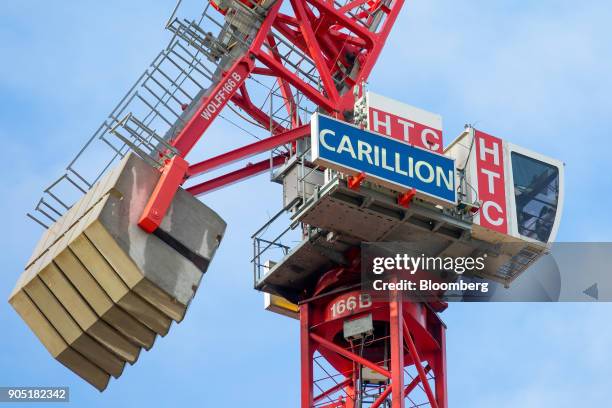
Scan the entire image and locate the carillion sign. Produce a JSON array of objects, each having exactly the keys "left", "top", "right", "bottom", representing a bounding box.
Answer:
[{"left": 311, "top": 113, "right": 457, "bottom": 205}]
